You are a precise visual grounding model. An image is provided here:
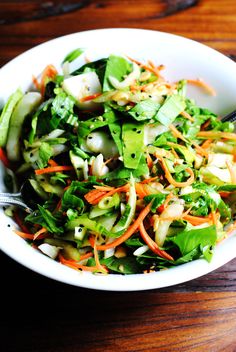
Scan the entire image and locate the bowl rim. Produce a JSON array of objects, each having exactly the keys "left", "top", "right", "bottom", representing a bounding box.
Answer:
[{"left": 1, "top": 27, "right": 236, "bottom": 291}]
